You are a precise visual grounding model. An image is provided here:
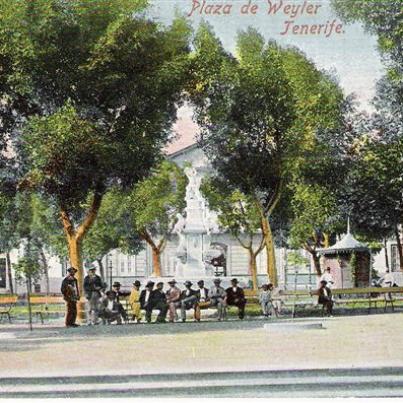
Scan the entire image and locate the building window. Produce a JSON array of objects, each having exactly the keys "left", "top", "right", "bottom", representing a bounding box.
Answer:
[
  {"left": 391, "top": 244, "right": 399, "bottom": 271},
  {"left": 127, "top": 257, "right": 132, "bottom": 273},
  {"left": 121, "top": 261, "right": 125, "bottom": 273}
]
